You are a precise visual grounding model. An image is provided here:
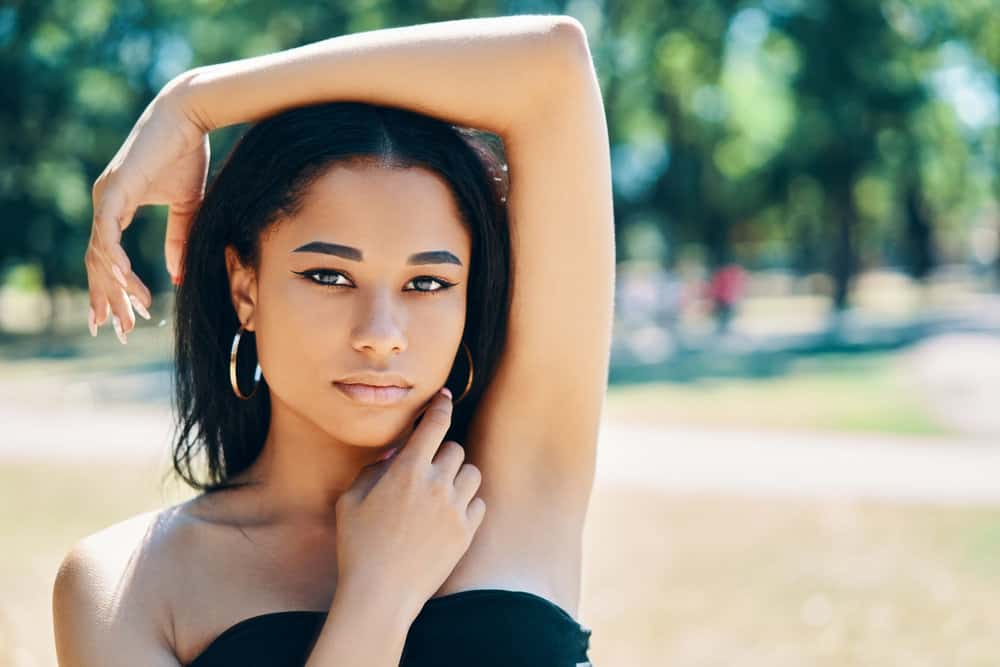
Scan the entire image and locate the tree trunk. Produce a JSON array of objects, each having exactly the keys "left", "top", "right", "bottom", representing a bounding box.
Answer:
[
  {"left": 903, "top": 183, "right": 934, "bottom": 281},
  {"left": 995, "top": 121, "right": 1000, "bottom": 287},
  {"left": 829, "top": 182, "right": 857, "bottom": 311}
]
